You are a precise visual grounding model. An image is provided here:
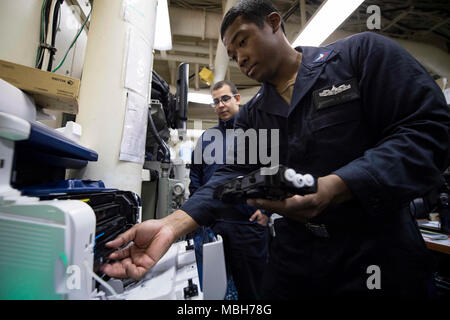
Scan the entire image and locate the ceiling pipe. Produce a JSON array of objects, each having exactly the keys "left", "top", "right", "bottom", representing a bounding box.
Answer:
[
  {"left": 155, "top": 53, "right": 210, "bottom": 65},
  {"left": 171, "top": 44, "right": 213, "bottom": 55},
  {"left": 212, "top": 0, "right": 239, "bottom": 85},
  {"left": 155, "top": 53, "right": 239, "bottom": 69}
]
